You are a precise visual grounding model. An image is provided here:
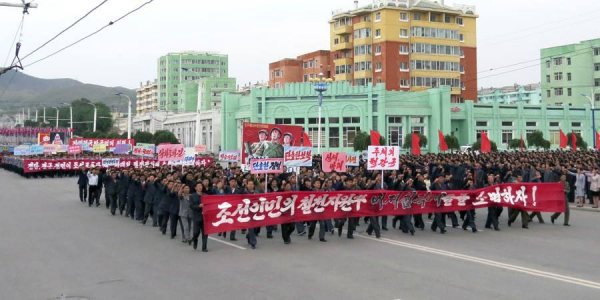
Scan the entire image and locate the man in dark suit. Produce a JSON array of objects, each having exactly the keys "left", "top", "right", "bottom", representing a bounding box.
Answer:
[
  {"left": 117, "top": 170, "right": 130, "bottom": 215},
  {"left": 105, "top": 171, "right": 120, "bottom": 215},
  {"left": 76, "top": 166, "right": 88, "bottom": 203},
  {"left": 335, "top": 177, "right": 357, "bottom": 239},
  {"left": 223, "top": 177, "right": 242, "bottom": 241},
  {"left": 190, "top": 182, "right": 208, "bottom": 252},
  {"left": 142, "top": 174, "right": 158, "bottom": 226},
  {"left": 430, "top": 175, "right": 447, "bottom": 234}
]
